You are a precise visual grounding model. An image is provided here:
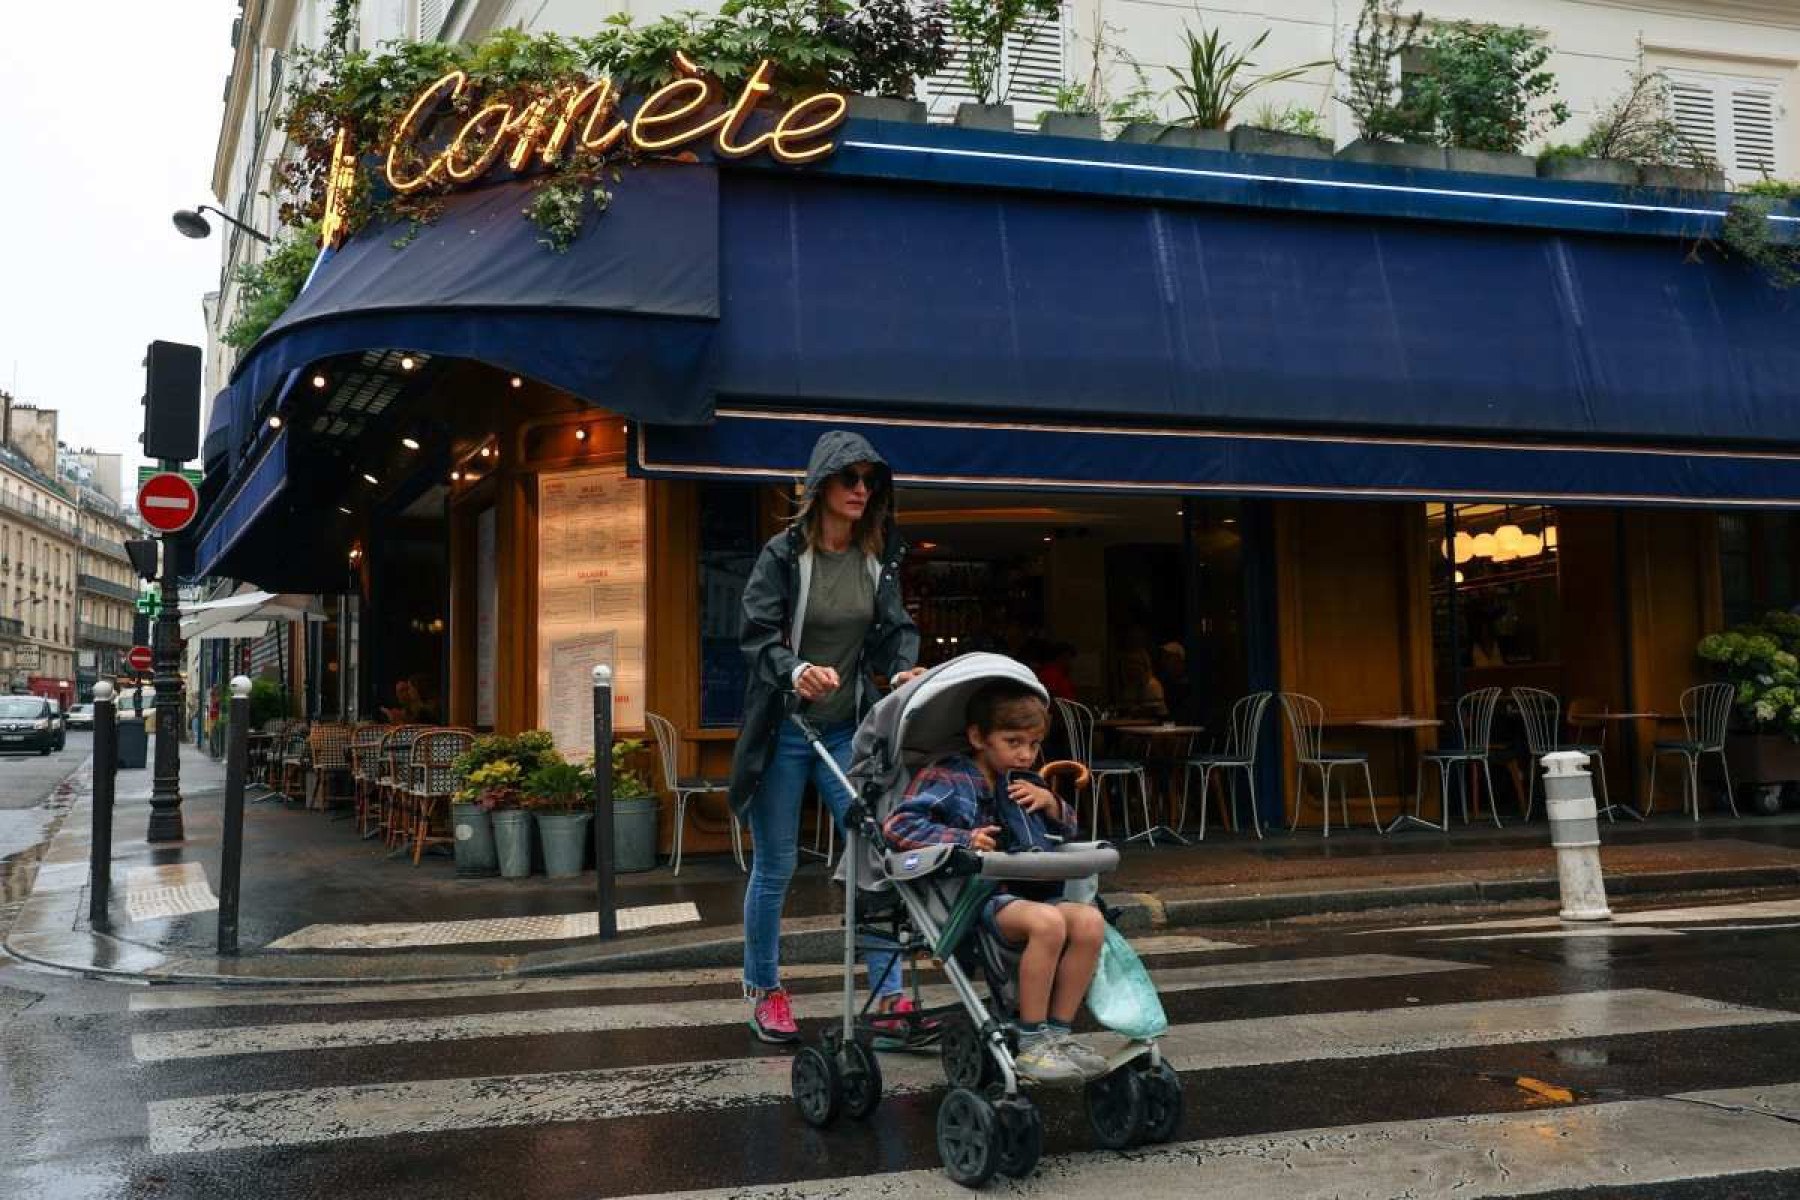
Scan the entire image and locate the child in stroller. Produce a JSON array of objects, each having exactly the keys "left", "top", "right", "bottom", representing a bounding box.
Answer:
[{"left": 785, "top": 652, "right": 1182, "bottom": 1188}]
